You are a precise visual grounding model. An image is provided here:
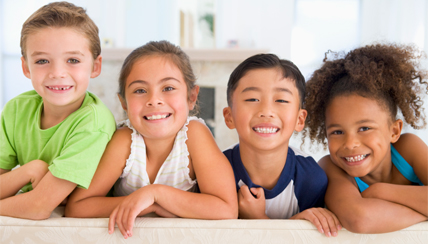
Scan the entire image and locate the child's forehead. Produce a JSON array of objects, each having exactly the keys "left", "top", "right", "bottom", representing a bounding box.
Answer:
[
  {"left": 26, "top": 27, "right": 91, "bottom": 50},
  {"left": 326, "top": 94, "right": 394, "bottom": 124},
  {"left": 236, "top": 68, "right": 298, "bottom": 92},
  {"left": 127, "top": 56, "right": 185, "bottom": 84}
]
